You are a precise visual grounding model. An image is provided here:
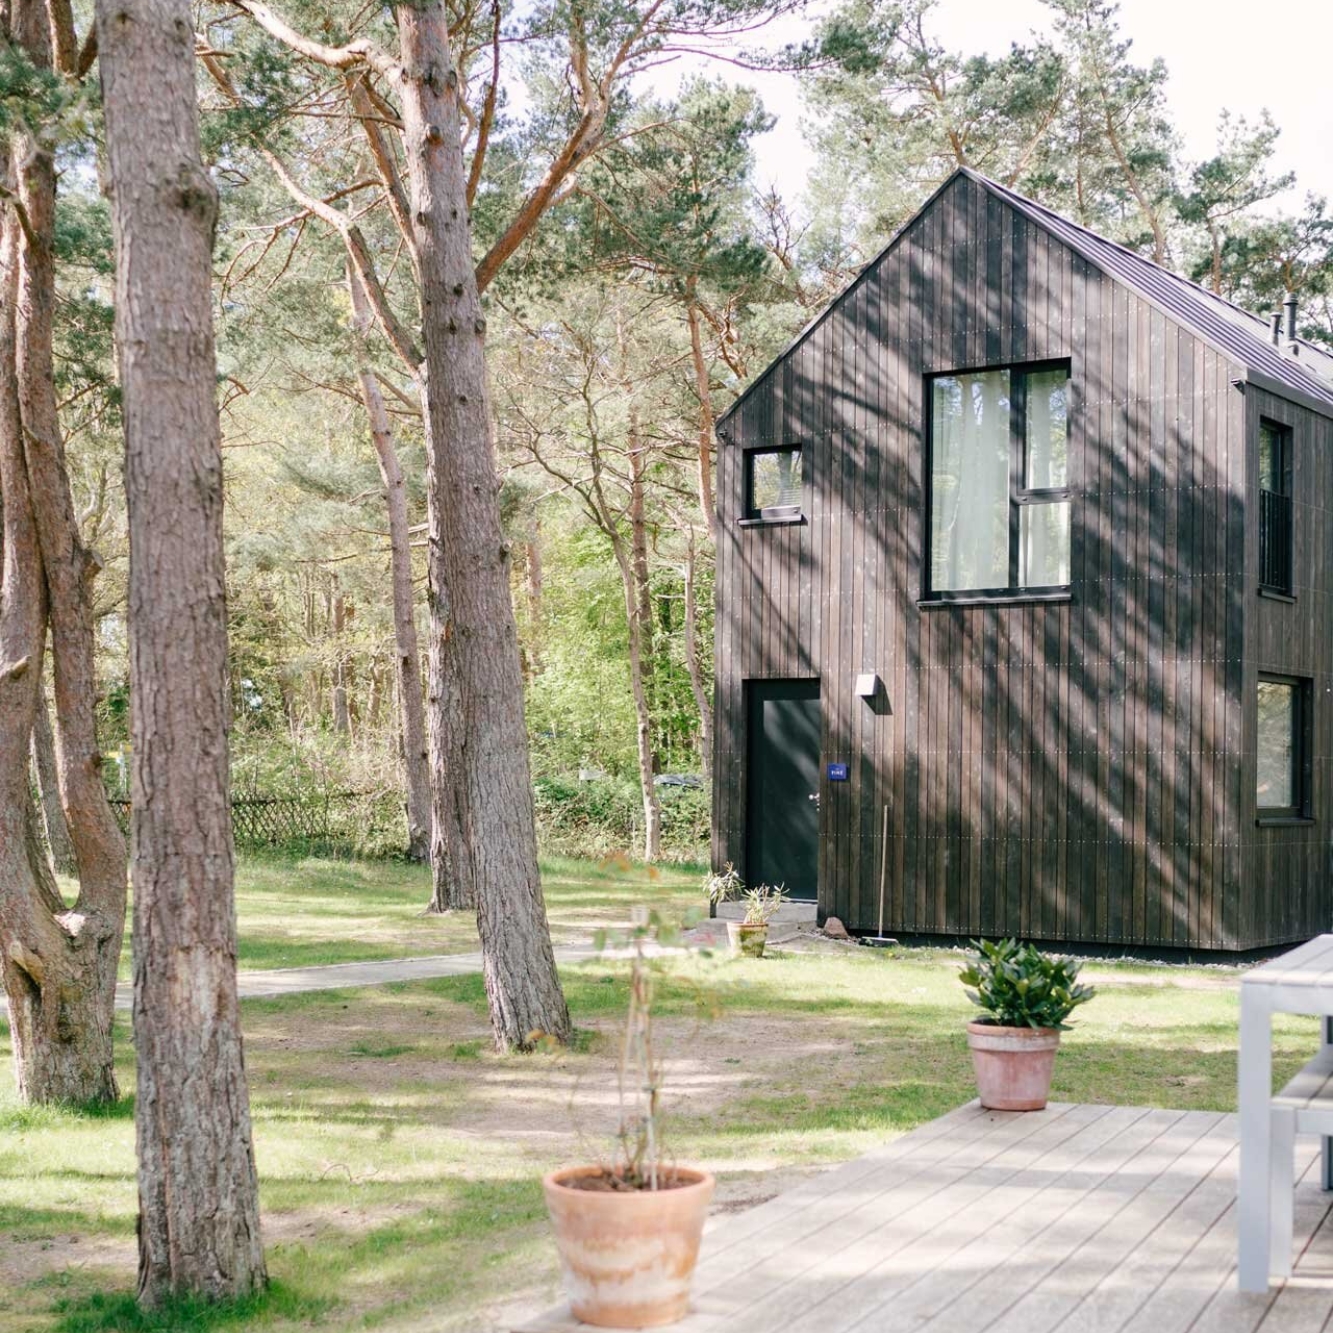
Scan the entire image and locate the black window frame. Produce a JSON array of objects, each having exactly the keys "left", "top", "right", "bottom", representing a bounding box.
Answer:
[
  {"left": 1258, "top": 418, "right": 1294, "bottom": 598},
  {"left": 1256, "top": 672, "right": 1313, "bottom": 823},
  {"left": 922, "top": 358, "right": 1073, "bottom": 604},
  {"left": 742, "top": 444, "right": 805, "bottom": 524}
]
